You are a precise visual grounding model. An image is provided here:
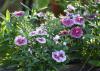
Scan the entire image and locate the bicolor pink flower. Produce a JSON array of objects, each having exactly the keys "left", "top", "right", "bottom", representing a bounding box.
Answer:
[
  {"left": 70, "top": 27, "right": 83, "bottom": 38},
  {"left": 13, "top": 11, "right": 25, "bottom": 17},
  {"left": 67, "top": 4, "right": 76, "bottom": 11},
  {"left": 29, "top": 31, "right": 37, "bottom": 36},
  {"left": 52, "top": 50, "right": 67, "bottom": 62},
  {"left": 74, "top": 16, "right": 84, "bottom": 25},
  {"left": 36, "top": 37, "right": 46, "bottom": 44},
  {"left": 36, "top": 28, "right": 47, "bottom": 35},
  {"left": 61, "top": 18, "right": 74, "bottom": 27},
  {"left": 14, "top": 35, "right": 27, "bottom": 46}
]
